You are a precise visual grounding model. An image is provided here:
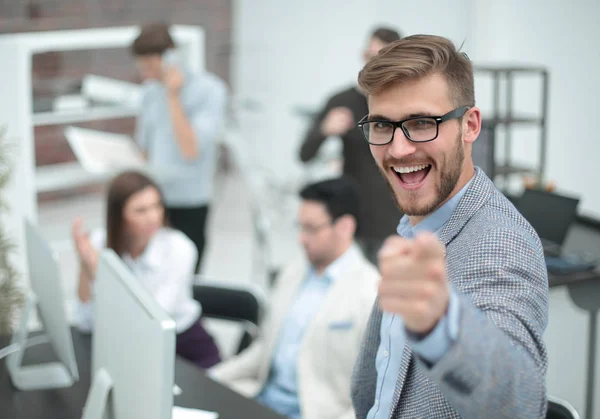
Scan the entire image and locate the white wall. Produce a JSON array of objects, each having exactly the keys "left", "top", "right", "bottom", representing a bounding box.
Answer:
[
  {"left": 232, "top": 1, "right": 600, "bottom": 417},
  {"left": 233, "top": 0, "right": 600, "bottom": 219},
  {"left": 471, "top": 0, "right": 600, "bottom": 218},
  {"left": 231, "top": 0, "right": 471, "bottom": 179}
]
